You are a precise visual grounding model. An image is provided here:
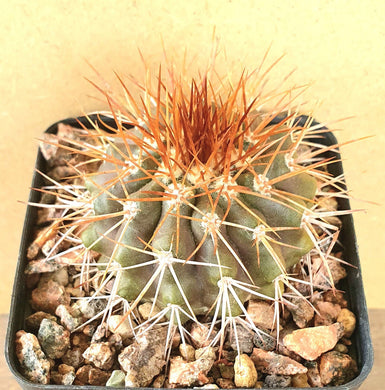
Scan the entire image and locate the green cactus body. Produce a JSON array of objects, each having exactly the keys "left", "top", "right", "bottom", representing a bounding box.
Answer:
[{"left": 80, "top": 115, "right": 318, "bottom": 321}]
